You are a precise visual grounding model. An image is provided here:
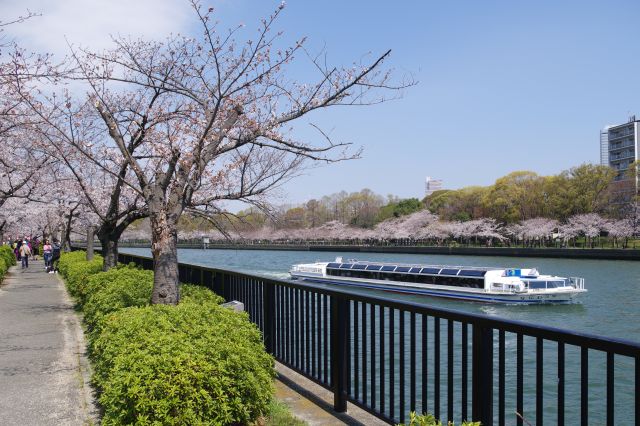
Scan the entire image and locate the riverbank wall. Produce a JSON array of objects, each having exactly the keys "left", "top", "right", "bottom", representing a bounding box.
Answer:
[{"left": 118, "top": 243, "right": 640, "bottom": 260}]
